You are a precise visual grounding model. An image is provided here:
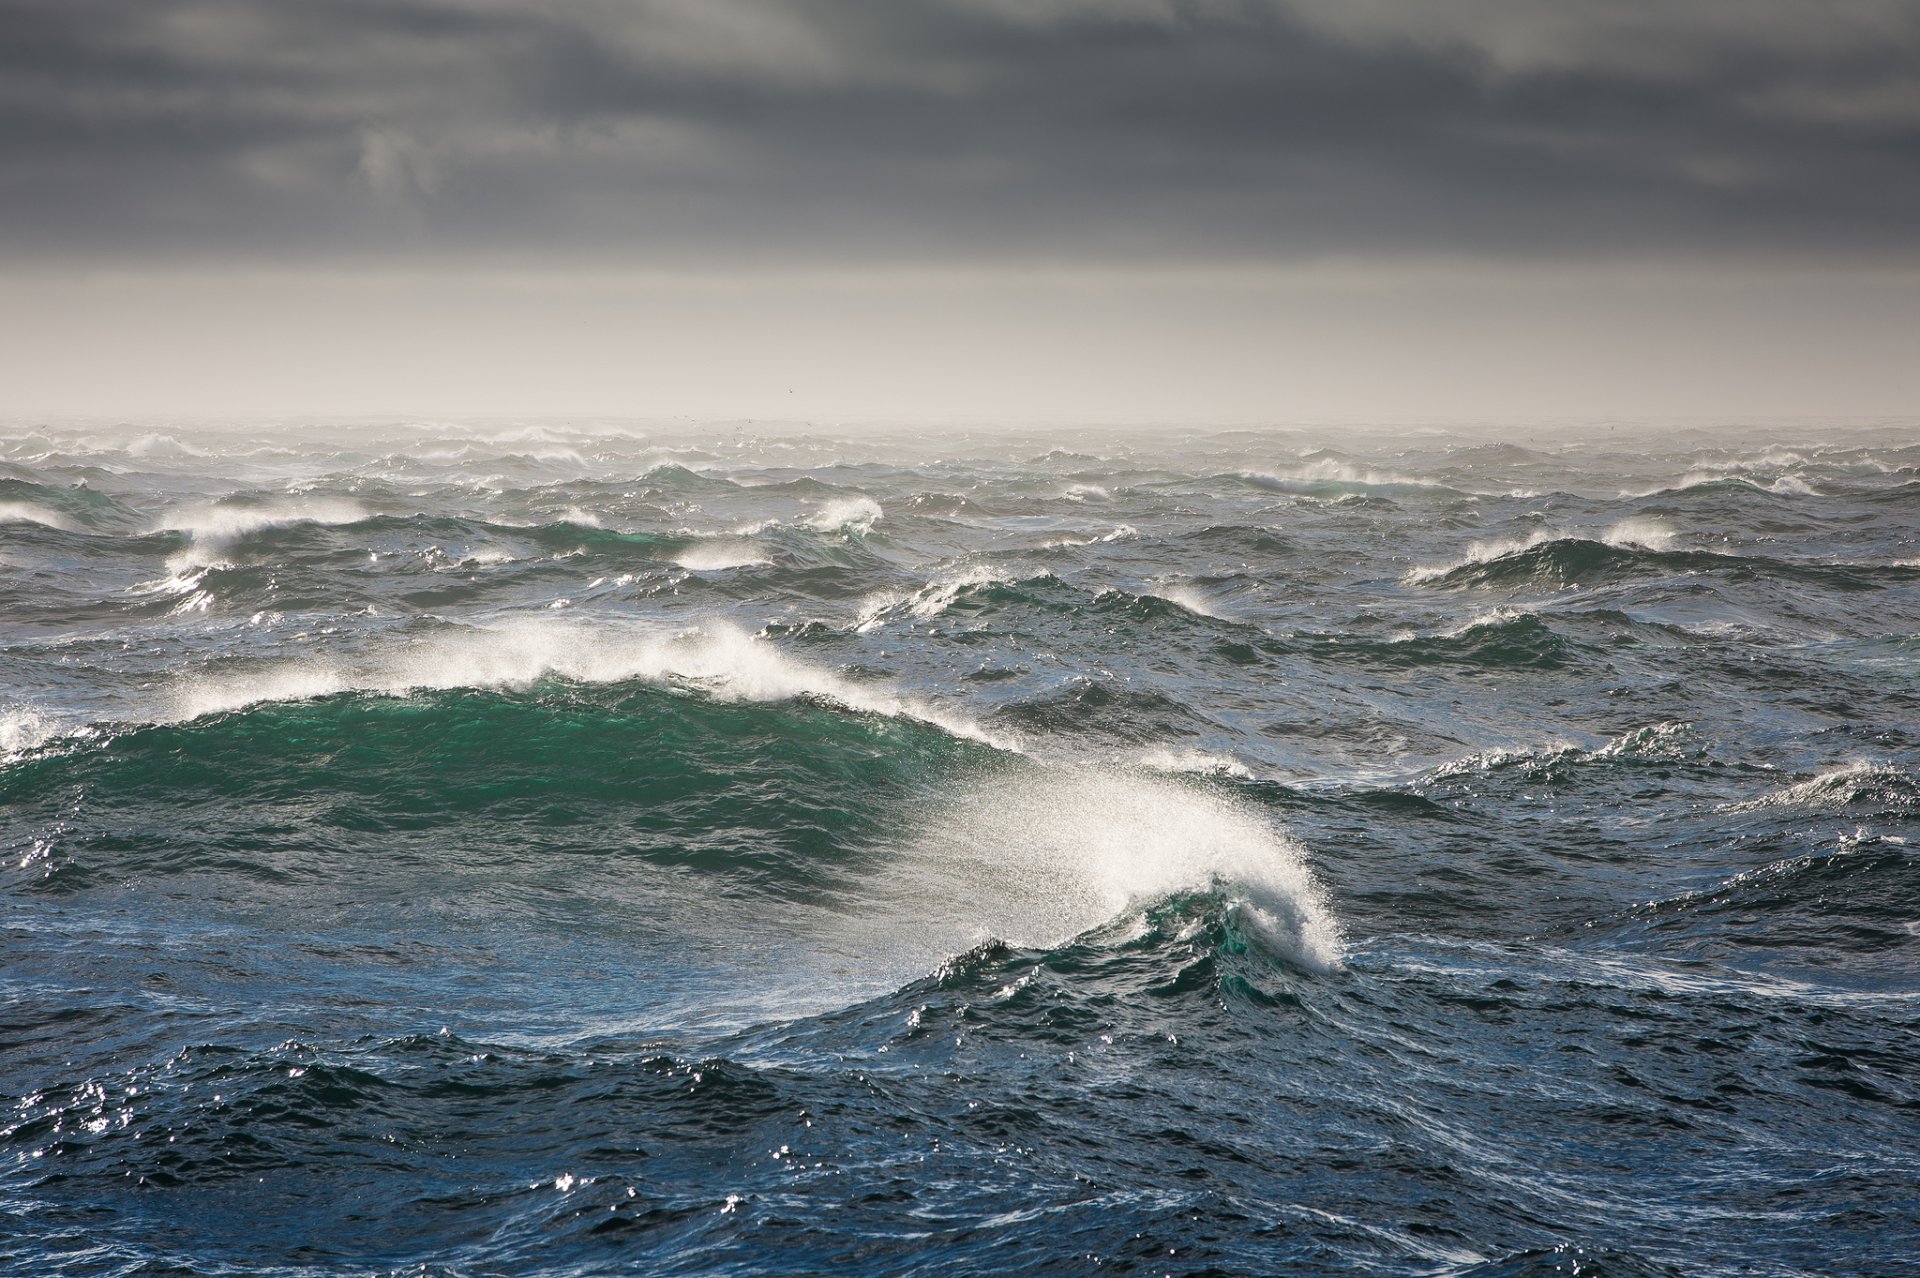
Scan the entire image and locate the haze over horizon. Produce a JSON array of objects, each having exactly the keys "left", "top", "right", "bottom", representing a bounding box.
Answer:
[{"left": 4, "top": 0, "right": 1917, "bottom": 421}]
